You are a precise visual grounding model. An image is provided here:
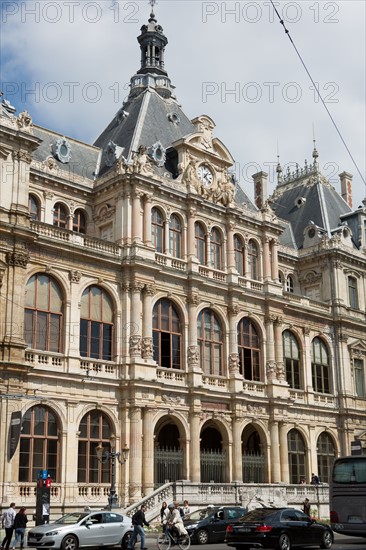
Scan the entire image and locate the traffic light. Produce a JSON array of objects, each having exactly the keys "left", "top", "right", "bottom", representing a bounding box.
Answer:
[{"left": 36, "top": 470, "right": 51, "bottom": 525}]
